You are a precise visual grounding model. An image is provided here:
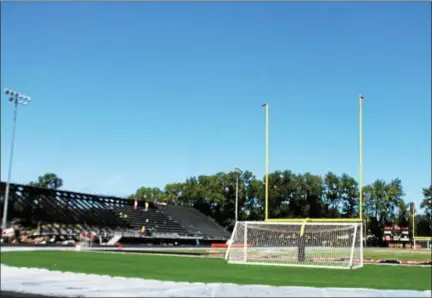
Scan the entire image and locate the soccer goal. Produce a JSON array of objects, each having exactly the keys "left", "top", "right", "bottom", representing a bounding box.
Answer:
[
  {"left": 225, "top": 221, "right": 363, "bottom": 269},
  {"left": 76, "top": 232, "right": 95, "bottom": 250},
  {"left": 413, "top": 236, "right": 432, "bottom": 250}
]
